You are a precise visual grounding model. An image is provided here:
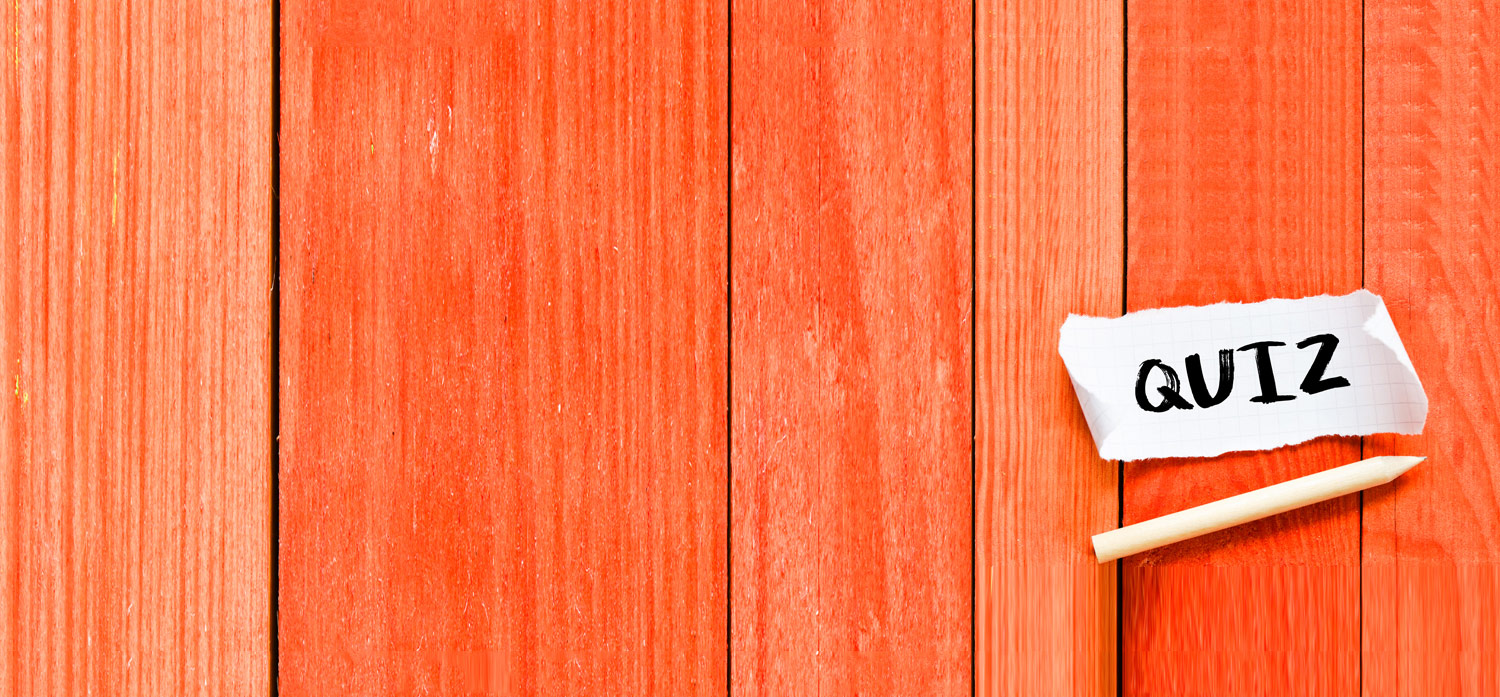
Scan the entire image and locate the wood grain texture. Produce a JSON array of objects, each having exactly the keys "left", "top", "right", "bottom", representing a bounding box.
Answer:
[
  {"left": 0, "top": 0, "right": 272, "bottom": 694},
  {"left": 729, "top": 1, "right": 971, "bottom": 694},
  {"left": 278, "top": 1, "right": 727, "bottom": 694},
  {"left": 1364, "top": 1, "right": 1500, "bottom": 693},
  {"left": 974, "top": 0, "right": 1121, "bottom": 694},
  {"left": 1124, "top": 0, "right": 1362, "bottom": 693}
]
